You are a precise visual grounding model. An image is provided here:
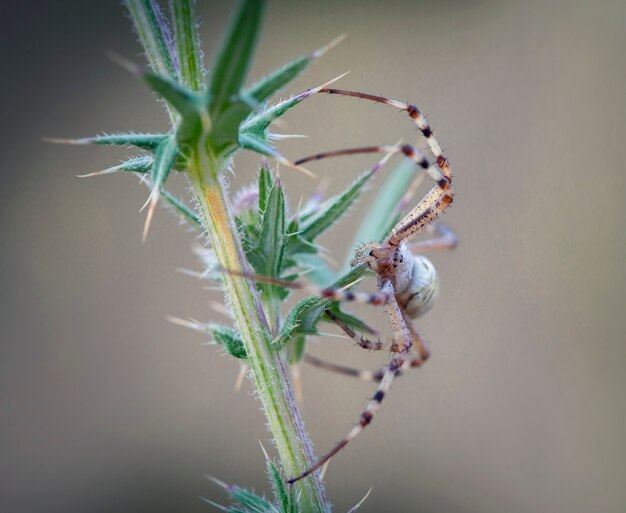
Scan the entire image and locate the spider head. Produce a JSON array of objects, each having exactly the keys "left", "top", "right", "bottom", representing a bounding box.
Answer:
[{"left": 352, "top": 242, "right": 414, "bottom": 282}]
